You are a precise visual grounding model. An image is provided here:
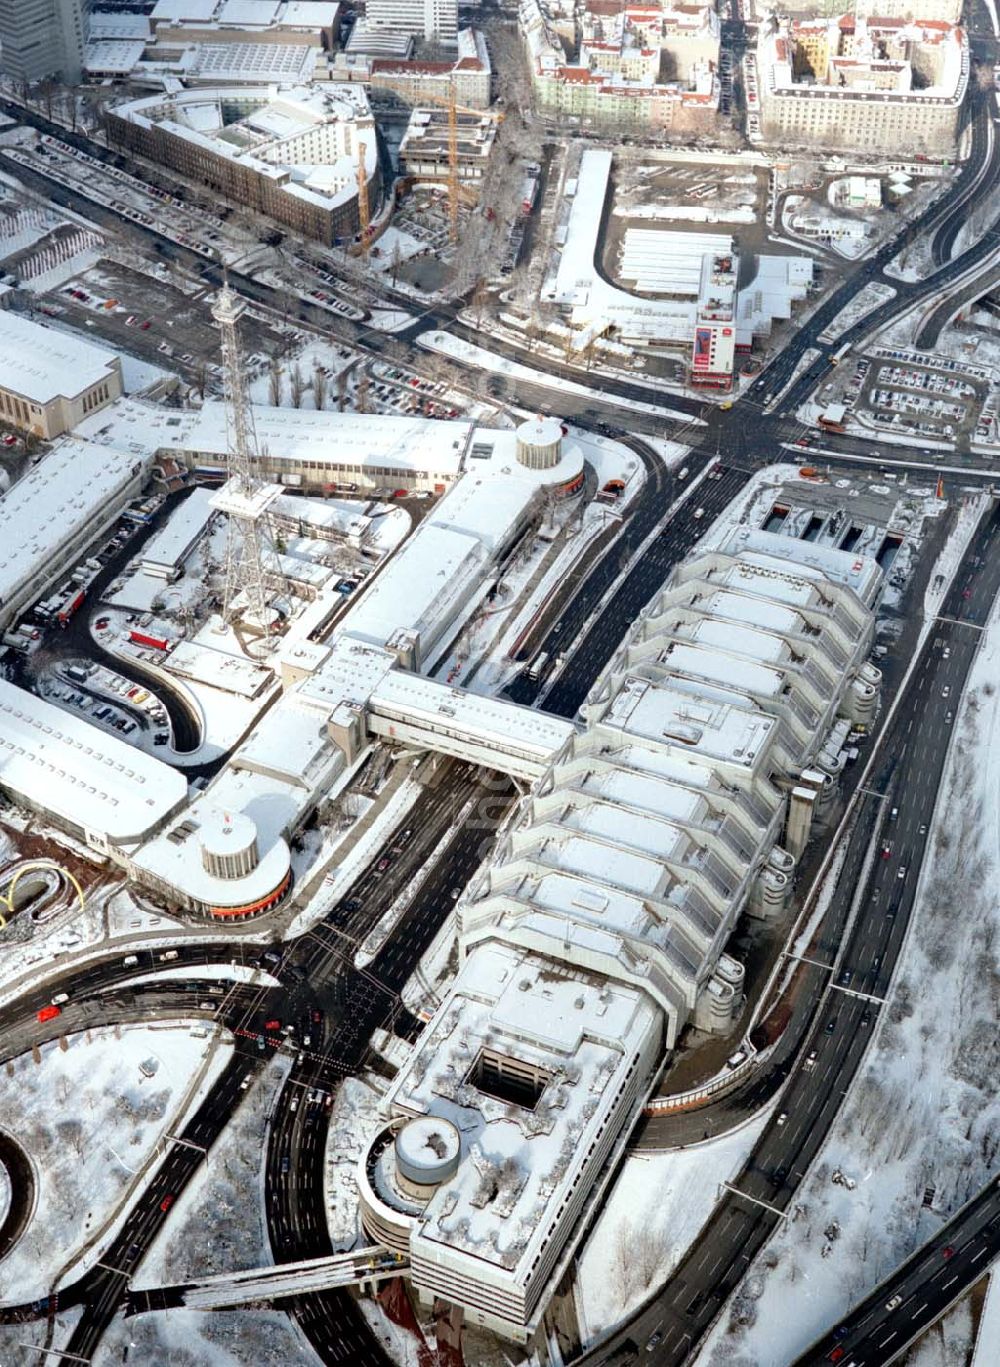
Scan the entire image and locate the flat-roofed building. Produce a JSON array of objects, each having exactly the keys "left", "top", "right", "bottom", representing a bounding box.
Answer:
[
  {"left": 0, "top": 438, "right": 149, "bottom": 635},
  {"left": 0, "top": 0, "right": 88, "bottom": 83},
  {"left": 0, "top": 312, "right": 123, "bottom": 439},
  {"left": 106, "top": 84, "right": 378, "bottom": 247},
  {"left": 0, "top": 678, "right": 187, "bottom": 853},
  {"left": 757, "top": 13, "right": 968, "bottom": 156}
]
